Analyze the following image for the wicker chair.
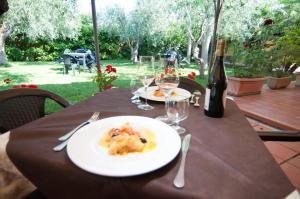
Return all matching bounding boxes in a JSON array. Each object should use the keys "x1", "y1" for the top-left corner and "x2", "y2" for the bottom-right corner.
[
  {"x1": 178, "y1": 77, "x2": 205, "y2": 94},
  {"x1": 0, "y1": 88, "x2": 70, "y2": 134},
  {"x1": 150, "y1": 77, "x2": 205, "y2": 94}
]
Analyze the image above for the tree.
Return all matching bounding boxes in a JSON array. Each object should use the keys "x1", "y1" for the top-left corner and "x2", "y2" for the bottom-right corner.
[
  {"x1": 172, "y1": 0, "x2": 282, "y2": 79},
  {"x1": 103, "y1": 0, "x2": 167, "y2": 62},
  {"x1": 0, "y1": 0, "x2": 81, "y2": 64},
  {"x1": 0, "y1": 0, "x2": 9, "y2": 16}
]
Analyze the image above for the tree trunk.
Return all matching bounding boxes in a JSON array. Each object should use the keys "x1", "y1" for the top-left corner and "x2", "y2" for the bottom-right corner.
[
  {"x1": 0, "y1": 29, "x2": 8, "y2": 65},
  {"x1": 128, "y1": 38, "x2": 139, "y2": 63},
  {"x1": 199, "y1": 22, "x2": 213, "y2": 79},
  {"x1": 193, "y1": 44, "x2": 205, "y2": 79},
  {"x1": 130, "y1": 42, "x2": 139, "y2": 63},
  {"x1": 186, "y1": 36, "x2": 192, "y2": 64},
  {"x1": 200, "y1": 30, "x2": 213, "y2": 78}
]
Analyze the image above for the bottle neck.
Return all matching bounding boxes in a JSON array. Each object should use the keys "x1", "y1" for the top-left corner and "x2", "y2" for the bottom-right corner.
[
  {"x1": 215, "y1": 40, "x2": 225, "y2": 57},
  {"x1": 208, "y1": 41, "x2": 226, "y2": 84}
]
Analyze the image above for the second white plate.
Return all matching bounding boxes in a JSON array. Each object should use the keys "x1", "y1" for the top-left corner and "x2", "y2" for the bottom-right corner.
[{"x1": 138, "y1": 86, "x2": 191, "y2": 102}]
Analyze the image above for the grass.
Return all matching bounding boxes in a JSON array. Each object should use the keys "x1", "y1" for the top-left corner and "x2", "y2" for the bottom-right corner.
[{"x1": 0, "y1": 60, "x2": 205, "y2": 112}]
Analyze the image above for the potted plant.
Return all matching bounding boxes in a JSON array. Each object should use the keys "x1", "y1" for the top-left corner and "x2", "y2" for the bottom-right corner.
[
  {"x1": 228, "y1": 47, "x2": 267, "y2": 97},
  {"x1": 266, "y1": 25, "x2": 300, "y2": 89},
  {"x1": 93, "y1": 65, "x2": 118, "y2": 92},
  {"x1": 267, "y1": 63, "x2": 298, "y2": 89}
]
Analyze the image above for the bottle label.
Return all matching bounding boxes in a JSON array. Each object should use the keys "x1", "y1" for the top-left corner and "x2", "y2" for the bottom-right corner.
[
  {"x1": 223, "y1": 88, "x2": 227, "y2": 108},
  {"x1": 204, "y1": 88, "x2": 211, "y2": 111}
]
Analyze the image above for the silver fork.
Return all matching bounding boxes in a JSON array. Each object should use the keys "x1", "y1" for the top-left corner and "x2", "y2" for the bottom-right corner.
[
  {"x1": 53, "y1": 112, "x2": 100, "y2": 152},
  {"x1": 58, "y1": 112, "x2": 100, "y2": 141}
]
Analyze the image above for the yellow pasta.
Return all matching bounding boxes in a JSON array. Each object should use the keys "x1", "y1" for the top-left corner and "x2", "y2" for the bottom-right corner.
[{"x1": 99, "y1": 123, "x2": 156, "y2": 155}]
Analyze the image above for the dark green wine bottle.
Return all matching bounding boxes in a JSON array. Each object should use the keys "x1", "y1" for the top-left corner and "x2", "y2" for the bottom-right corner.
[{"x1": 204, "y1": 40, "x2": 227, "y2": 118}]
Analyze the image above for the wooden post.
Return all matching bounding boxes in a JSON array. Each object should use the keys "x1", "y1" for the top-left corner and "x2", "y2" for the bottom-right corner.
[{"x1": 91, "y1": 0, "x2": 101, "y2": 70}]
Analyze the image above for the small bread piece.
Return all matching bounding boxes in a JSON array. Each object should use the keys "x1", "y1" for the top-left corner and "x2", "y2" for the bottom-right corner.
[{"x1": 153, "y1": 89, "x2": 177, "y2": 97}]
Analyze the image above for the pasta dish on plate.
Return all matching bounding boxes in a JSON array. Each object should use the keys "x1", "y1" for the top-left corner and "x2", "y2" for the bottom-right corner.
[{"x1": 99, "y1": 123, "x2": 156, "y2": 155}]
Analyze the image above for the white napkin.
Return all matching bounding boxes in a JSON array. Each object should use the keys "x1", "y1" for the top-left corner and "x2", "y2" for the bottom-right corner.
[
  {"x1": 286, "y1": 190, "x2": 300, "y2": 199},
  {"x1": 0, "y1": 131, "x2": 36, "y2": 199}
]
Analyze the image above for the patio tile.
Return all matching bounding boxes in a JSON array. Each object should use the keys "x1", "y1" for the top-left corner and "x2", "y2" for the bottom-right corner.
[
  {"x1": 264, "y1": 142, "x2": 297, "y2": 161},
  {"x1": 281, "y1": 163, "x2": 300, "y2": 190},
  {"x1": 235, "y1": 85, "x2": 300, "y2": 130},
  {"x1": 246, "y1": 118, "x2": 259, "y2": 127},
  {"x1": 279, "y1": 142, "x2": 300, "y2": 153},
  {"x1": 253, "y1": 123, "x2": 277, "y2": 131},
  {"x1": 288, "y1": 155, "x2": 300, "y2": 169},
  {"x1": 272, "y1": 154, "x2": 285, "y2": 164}
]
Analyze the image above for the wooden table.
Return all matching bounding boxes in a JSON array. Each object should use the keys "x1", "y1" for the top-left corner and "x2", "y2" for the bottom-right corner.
[{"x1": 5, "y1": 88, "x2": 299, "y2": 199}]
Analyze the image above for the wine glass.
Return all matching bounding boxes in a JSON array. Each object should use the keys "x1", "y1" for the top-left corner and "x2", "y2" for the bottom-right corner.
[
  {"x1": 137, "y1": 56, "x2": 155, "y2": 111},
  {"x1": 130, "y1": 77, "x2": 142, "y2": 105},
  {"x1": 167, "y1": 98, "x2": 189, "y2": 134},
  {"x1": 155, "y1": 59, "x2": 180, "y2": 123}
]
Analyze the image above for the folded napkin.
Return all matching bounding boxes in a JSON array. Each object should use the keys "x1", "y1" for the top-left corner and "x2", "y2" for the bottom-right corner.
[
  {"x1": 0, "y1": 132, "x2": 35, "y2": 199},
  {"x1": 286, "y1": 190, "x2": 300, "y2": 199}
]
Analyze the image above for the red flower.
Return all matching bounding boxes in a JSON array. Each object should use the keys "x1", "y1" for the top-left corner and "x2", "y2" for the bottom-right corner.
[
  {"x1": 104, "y1": 85, "x2": 112, "y2": 90},
  {"x1": 105, "y1": 65, "x2": 113, "y2": 73},
  {"x1": 160, "y1": 73, "x2": 165, "y2": 79},
  {"x1": 94, "y1": 64, "x2": 118, "y2": 92},
  {"x1": 187, "y1": 72, "x2": 196, "y2": 80},
  {"x1": 164, "y1": 67, "x2": 175, "y2": 74},
  {"x1": 106, "y1": 65, "x2": 112, "y2": 70},
  {"x1": 28, "y1": 84, "x2": 38, "y2": 89},
  {"x1": 111, "y1": 67, "x2": 117, "y2": 73},
  {"x1": 243, "y1": 42, "x2": 249, "y2": 48},
  {"x1": 164, "y1": 68, "x2": 168, "y2": 74},
  {"x1": 188, "y1": 74, "x2": 195, "y2": 80},
  {"x1": 264, "y1": 19, "x2": 273, "y2": 26},
  {"x1": 12, "y1": 84, "x2": 38, "y2": 89}
]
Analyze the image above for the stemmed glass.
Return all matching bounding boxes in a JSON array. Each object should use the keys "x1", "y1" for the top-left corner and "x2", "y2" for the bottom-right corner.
[
  {"x1": 167, "y1": 98, "x2": 189, "y2": 134},
  {"x1": 155, "y1": 60, "x2": 180, "y2": 123},
  {"x1": 130, "y1": 77, "x2": 142, "y2": 105},
  {"x1": 137, "y1": 56, "x2": 155, "y2": 110}
]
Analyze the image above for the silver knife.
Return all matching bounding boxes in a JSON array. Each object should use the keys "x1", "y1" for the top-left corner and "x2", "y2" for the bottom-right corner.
[{"x1": 173, "y1": 134, "x2": 192, "y2": 188}]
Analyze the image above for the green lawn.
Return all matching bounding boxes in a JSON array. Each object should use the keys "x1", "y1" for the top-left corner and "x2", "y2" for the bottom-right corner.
[{"x1": 0, "y1": 60, "x2": 205, "y2": 112}]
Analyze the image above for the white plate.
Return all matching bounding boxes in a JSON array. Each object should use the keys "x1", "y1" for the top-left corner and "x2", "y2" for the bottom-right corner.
[
  {"x1": 67, "y1": 116, "x2": 181, "y2": 177},
  {"x1": 138, "y1": 86, "x2": 191, "y2": 102}
]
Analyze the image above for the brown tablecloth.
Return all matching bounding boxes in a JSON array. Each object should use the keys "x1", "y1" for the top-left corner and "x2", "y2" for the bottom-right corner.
[{"x1": 7, "y1": 88, "x2": 294, "y2": 199}]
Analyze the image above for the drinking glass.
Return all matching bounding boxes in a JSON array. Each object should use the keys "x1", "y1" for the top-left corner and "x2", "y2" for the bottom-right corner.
[
  {"x1": 167, "y1": 98, "x2": 189, "y2": 134},
  {"x1": 155, "y1": 60, "x2": 180, "y2": 123},
  {"x1": 137, "y1": 56, "x2": 155, "y2": 110},
  {"x1": 130, "y1": 77, "x2": 142, "y2": 105}
]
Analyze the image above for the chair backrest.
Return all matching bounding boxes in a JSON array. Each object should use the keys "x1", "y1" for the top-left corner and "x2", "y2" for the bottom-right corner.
[
  {"x1": 0, "y1": 88, "x2": 70, "y2": 133},
  {"x1": 178, "y1": 77, "x2": 205, "y2": 94},
  {"x1": 149, "y1": 77, "x2": 205, "y2": 94},
  {"x1": 62, "y1": 54, "x2": 77, "y2": 65},
  {"x1": 75, "y1": 48, "x2": 86, "y2": 53}
]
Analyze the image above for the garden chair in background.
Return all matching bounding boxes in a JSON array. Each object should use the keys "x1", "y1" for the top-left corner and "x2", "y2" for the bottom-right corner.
[
  {"x1": 149, "y1": 77, "x2": 205, "y2": 95},
  {"x1": 74, "y1": 48, "x2": 96, "y2": 72},
  {"x1": 178, "y1": 77, "x2": 205, "y2": 94},
  {"x1": 0, "y1": 88, "x2": 70, "y2": 134},
  {"x1": 62, "y1": 54, "x2": 79, "y2": 75}
]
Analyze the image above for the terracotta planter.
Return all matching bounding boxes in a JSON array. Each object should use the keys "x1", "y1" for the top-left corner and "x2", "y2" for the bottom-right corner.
[
  {"x1": 267, "y1": 76, "x2": 291, "y2": 89},
  {"x1": 228, "y1": 77, "x2": 266, "y2": 97},
  {"x1": 296, "y1": 72, "x2": 300, "y2": 87}
]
